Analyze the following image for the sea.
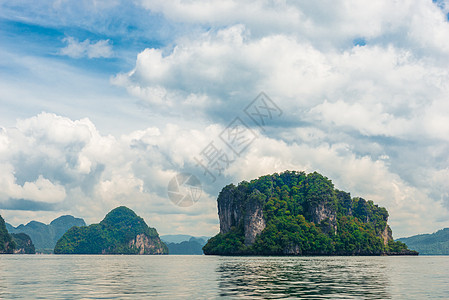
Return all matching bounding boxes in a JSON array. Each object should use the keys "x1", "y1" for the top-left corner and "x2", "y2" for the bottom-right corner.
[{"x1": 0, "y1": 255, "x2": 448, "y2": 299}]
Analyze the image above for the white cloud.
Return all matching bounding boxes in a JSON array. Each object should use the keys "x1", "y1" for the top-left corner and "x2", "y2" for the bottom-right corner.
[
  {"x1": 139, "y1": 0, "x2": 302, "y2": 36},
  {"x1": 113, "y1": 22, "x2": 449, "y2": 147},
  {"x1": 1, "y1": 111, "x2": 448, "y2": 237},
  {"x1": 139, "y1": 0, "x2": 449, "y2": 52},
  {"x1": 60, "y1": 36, "x2": 113, "y2": 58},
  {"x1": 0, "y1": 166, "x2": 66, "y2": 204},
  {"x1": 0, "y1": 113, "x2": 221, "y2": 235}
]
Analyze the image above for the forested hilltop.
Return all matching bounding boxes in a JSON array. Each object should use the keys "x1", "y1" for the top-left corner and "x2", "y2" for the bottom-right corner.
[{"x1": 203, "y1": 171, "x2": 417, "y2": 256}]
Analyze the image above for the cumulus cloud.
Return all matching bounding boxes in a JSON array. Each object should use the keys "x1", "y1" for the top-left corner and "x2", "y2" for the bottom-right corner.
[
  {"x1": 0, "y1": 170, "x2": 66, "y2": 204},
  {"x1": 60, "y1": 36, "x2": 113, "y2": 58},
  {"x1": 1, "y1": 112, "x2": 448, "y2": 237},
  {"x1": 114, "y1": 24, "x2": 449, "y2": 137},
  {"x1": 139, "y1": 0, "x2": 449, "y2": 51},
  {"x1": 0, "y1": 113, "x2": 221, "y2": 235}
]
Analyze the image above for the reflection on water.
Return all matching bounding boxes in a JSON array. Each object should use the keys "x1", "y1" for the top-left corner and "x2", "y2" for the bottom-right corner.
[
  {"x1": 0, "y1": 255, "x2": 448, "y2": 299},
  {"x1": 217, "y1": 257, "x2": 389, "y2": 299}
]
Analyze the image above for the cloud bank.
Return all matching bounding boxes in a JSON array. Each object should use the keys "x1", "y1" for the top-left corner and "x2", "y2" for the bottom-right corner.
[{"x1": 1, "y1": 110, "x2": 448, "y2": 237}]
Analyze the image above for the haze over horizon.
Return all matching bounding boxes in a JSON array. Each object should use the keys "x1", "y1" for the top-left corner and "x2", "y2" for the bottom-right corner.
[{"x1": 1, "y1": 0, "x2": 449, "y2": 238}]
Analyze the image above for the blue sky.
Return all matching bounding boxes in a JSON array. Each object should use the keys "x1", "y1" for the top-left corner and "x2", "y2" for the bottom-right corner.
[{"x1": 1, "y1": 0, "x2": 449, "y2": 237}]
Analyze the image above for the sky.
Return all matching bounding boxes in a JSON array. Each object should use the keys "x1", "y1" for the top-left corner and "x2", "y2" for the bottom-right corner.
[{"x1": 1, "y1": 0, "x2": 449, "y2": 238}]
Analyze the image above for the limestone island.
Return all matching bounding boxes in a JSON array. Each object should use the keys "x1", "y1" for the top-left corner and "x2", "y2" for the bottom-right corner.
[
  {"x1": 203, "y1": 171, "x2": 418, "y2": 256},
  {"x1": 54, "y1": 206, "x2": 168, "y2": 254}
]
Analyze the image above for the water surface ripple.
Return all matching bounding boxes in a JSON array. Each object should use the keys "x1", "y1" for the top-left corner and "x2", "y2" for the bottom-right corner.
[{"x1": 0, "y1": 255, "x2": 447, "y2": 299}]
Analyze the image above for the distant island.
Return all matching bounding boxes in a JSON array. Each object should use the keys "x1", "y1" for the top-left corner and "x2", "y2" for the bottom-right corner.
[
  {"x1": 54, "y1": 206, "x2": 168, "y2": 254},
  {"x1": 161, "y1": 236, "x2": 208, "y2": 255},
  {"x1": 203, "y1": 171, "x2": 418, "y2": 256},
  {"x1": 398, "y1": 228, "x2": 449, "y2": 255},
  {"x1": 7, "y1": 215, "x2": 86, "y2": 253},
  {"x1": 1, "y1": 215, "x2": 35, "y2": 254}
]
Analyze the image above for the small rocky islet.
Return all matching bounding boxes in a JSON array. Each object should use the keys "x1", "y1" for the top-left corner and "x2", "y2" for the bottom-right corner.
[
  {"x1": 203, "y1": 170, "x2": 418, "y2": 256},
  {"x1": 54, "y1": 206, "x2": 168, "y2": 254}
]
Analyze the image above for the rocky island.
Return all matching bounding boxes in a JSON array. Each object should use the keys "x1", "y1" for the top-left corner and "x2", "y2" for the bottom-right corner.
[
  {"x1": 54, "y1": 206, "x2": 168, "y2": 254},
  {"x1": 203, "y1": 171, "x2": 418, "y2": 255}
]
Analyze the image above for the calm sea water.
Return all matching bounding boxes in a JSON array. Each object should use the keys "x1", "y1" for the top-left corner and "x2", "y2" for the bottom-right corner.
[{"x1": 0, "y1": 255, "x2": 448, "y2": 299}]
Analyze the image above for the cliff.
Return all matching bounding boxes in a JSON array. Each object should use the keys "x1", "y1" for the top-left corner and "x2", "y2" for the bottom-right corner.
[
  {"x1": 218, "y1": 186, "x2": 266, "y2": 246},
  {"x1": 54, "y1": 206, "x2": 168, "y2": 254},
  {"x1": 7, "y1": 215, "x2": 86, "y2": 253},
  {"x1": 204, "y1": 171, "x2": 417, "y2": 256}
]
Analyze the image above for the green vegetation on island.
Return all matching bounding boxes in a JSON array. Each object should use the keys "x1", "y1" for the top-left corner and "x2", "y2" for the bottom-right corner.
[
  {"x1": 398, "y1": 228, "x2": 449, "y2": 255},
  {"x1": 203, "y1": 171, "x2": 416, "y2": 256},
  {"x1": 54, "y1": 206, "x2": 168, "y2": 254}
]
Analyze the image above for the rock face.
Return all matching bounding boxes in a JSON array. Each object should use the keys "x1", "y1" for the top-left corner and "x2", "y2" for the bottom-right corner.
[
  {"x1": 7, "y1": 215, "x2": 86, "y2": 253},
  {"x1": 204, "y1": 171, "x2": 414, "y2": 255},
  {"x1": 54, "y1": 206, "x2": 168, "y2": 255},
  {"x1": 129, "y1": 233, "x2": 166, "y2": 255},
  {"x1": 308, "y1": 201, "x2": 337, "y2": 235},
  {"x1": 243, "y1": 199, "x2": 266, "y2": 245},
  {"x1": 381, "y1": 224, "x2": 393, "y2": 245},
  {"x1": 218, "y1": 187, "x2": 266, "y2": 246},
  {"x1": 217, "y1": 184, "x2": 241, "y2": 234}
]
